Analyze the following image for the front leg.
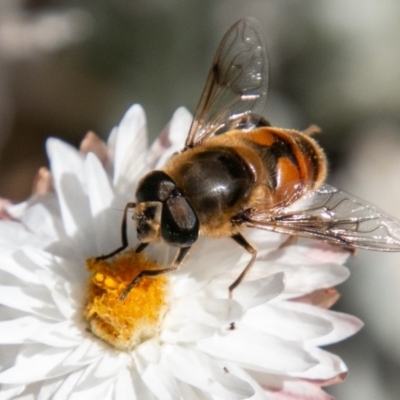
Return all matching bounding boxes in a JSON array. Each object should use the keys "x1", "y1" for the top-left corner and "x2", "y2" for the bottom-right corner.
[
  {"x1": 229, "y1": 232, "x2": 257, "y2": 298},
  {"x1": 120, "y1": 246, "x2": 191, "y2": 300},
  {"x1": 96, "y1": 202, "x2": 136, "y2": 261}
]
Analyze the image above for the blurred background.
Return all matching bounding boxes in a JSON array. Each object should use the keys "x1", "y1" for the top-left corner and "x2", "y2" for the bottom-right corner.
[{"x1": 0, "y1": 0, "x2": 399, "y2": 398}]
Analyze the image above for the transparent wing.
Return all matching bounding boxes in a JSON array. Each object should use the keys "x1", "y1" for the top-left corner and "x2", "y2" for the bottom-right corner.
[
  {"x1": 185, "y1": 18, "x2": 269, "y2": 148},
  {"x1": 244, "y1": 184, "x2": 400, "y2": 251}
]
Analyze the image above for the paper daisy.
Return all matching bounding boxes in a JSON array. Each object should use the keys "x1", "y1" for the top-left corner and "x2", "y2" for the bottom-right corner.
[{"x1": 0, "y1": 105, "x2": 362, "y2": 399}]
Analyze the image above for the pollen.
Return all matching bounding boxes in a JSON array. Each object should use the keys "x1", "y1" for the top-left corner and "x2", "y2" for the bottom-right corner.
[{"x1": 84, "y1": 250, "x2": 169, "y2": 351}]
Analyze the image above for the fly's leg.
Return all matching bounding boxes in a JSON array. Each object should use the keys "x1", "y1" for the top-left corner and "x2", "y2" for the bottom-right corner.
[
  {"x1": 229, "y1": 232, "x2": 257, "y2": 298},
  {"x1": 120, "y1": 246, "x2": 191, "y2": 300},
  {"x1": 96, "y1": 202, "x2": 136, "y2": 261}
]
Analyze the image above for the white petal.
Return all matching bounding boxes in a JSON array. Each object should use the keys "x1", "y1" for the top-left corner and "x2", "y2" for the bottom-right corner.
[
  {"x1": 0, "y1": 221, "x2": 44, "y2": 254},
  {"x1": 47, "y1": 139, "x2": 97, "y2": 258},
  {"x1": 112, "y1": 369, "x2": 137, "y2": 400},
  {"x1": 166, "y1": 296, "x2": 242, "y2": 328},
  {"x1": 175, "y1": 381, "x2": 212, "y2": 400},
  {"x1": 0, "y1": 347, "x2": 78, "y2": 384},
  {"x1": 19, "y1": 197, "x2": 63, "y2": 244},
  {"x1": 271, "y1": 262, "x2": 350, "y2": 299},
  {"x1": 0, "y1": 251, "x2": 40, "y2": 285},
  {"x1": 47, "y1": 138, "x2": 85, "y2": 186},
  {"x1": 164, "y1": 344, "x2": 254, "y2": 399},
  {"x1": 0, "y1": 384, "x2": 27, "y2": 400},
  {"x1": 0, "y1": 317, "x2": 42, "y2": 344},
  {"x1": 241, "y1": 303, "x2": 333, "y2": 342},
  {"x1": 65, "y1": 352, "x2": 128, "y2": 398},
  {"x1": 279, "y1": 302, "x2": 363, "y2": 346},
  {"x1": 151, "y1": 107, "x2": 192, "y2": 169},
  {"x1": 130, "y1": 365, "x2": 158, "y2": 400},
  {"x1": 161, "y1": 322, "x2": 216, "y2": 344},
  {"x1": 0, "y1": 286, "x2": 60, "y2": 320},
  {"x1": 290, "y1": 347, "x2": 347, "y2": 381},
  {"x1": 31, "y1": 320, "x2": 82, "y2": 347},
  {"x1": 84, "y1": 153, "x2": 114, "y2": 216},
  {"x1": 42, "y1": 369, "x2": 85, "y2": 400},
  {"x1": 197, "y1": 326, "x2": 318, "y2": 373},
  {"x1": 37, "y1": 377, "x2": 63, "y2": 400},
  {"x1": 113, "y1": 104, "x2": 148, "y2": 192},
  {"x1": 84, "y1": 153, "x2": 119, "y2": 254},
  {"x1": 232, "y1": 272, "x2": 285, "y2": 310},
  {"x1": 168, "y1": 107, "x2": 192, "y2": 145},
  {"x1": 173, "y1": 237, "x2": 243, "y2": 297},
  {"x1": 223, "y1": 363, "x2": 274, "y2": 400},
  {"x1": 62, "y1": 339, "x2": 104, "y2": 368},
  {"x1": 141, "y1": 358, "x2": 180, "y2": 400},
  {"x1": 135, "y1": 338, "x2": 162, "y2": 365}
]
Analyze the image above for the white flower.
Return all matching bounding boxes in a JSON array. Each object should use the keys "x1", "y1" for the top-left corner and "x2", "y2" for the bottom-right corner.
[{"x1": 0, "y1": 105, "x2": 362, "y2": 399}]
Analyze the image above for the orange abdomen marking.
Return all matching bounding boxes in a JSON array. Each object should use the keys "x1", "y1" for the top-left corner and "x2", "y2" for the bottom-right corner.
[{"x1": 237, "y1": 127, "x2": 327, "y2": 203}]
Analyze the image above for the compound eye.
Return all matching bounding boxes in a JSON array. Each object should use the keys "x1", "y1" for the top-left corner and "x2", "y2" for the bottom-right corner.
[
  {"x1": 161, "y1": 196, "x2": 199, "y2": 246},
  {"x1": 136, "y1": 171, "x2": 176, "y2": 202}
]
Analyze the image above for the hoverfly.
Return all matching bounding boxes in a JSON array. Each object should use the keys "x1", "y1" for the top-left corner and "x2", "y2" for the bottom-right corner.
[{"x1": 98, "y1": 18, "x2": 400, "y2": 299}]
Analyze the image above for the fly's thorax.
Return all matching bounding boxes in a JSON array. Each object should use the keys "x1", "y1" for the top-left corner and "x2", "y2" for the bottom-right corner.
[{"x1": 164, "y1": 145, "x2": 256, "y2": 226}]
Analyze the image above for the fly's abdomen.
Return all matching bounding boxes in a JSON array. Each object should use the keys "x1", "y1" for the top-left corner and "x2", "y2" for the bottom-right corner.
[{"x1": 239, "y1": 127, "x2": 327, "y2": 203}]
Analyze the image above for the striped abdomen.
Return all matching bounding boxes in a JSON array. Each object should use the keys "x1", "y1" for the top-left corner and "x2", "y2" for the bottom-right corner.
[{"x1": 235, "y1": 127, "x2": 327, "y2": 206}]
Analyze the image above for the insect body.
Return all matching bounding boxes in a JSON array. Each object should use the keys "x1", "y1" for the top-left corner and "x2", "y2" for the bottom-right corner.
[{"x1": 98, "y1": 18, "x2": 400, "y2": 300}]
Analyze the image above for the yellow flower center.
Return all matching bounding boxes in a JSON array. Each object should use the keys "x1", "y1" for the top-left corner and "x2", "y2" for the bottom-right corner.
[{"x1": 84, "y1": 250, "x2": 169, "y2": 351}]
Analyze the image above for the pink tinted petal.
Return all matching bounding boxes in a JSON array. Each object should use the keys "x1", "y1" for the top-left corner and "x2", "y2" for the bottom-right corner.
[
  {"x1": 0, "y1": 198, "x2": 13, "y2": 221},
  {"x1": 293, "y1": 288, "x2": 340, "y2": 309},
  {"x1": 247, "y1": 372, "x2": 335, "y2": 400},
  {"x1": 266, "y1": 379, "x2": 334, "y2": 400},
  {"x1": 31, "y1": 167, "x2": 53, "y2": 195},
  {"x1": 307, "y1": 372, "x2": 347, "y2": 388},
  {"x1": 79, "y1": 131, "x2": 108, "y2": 166},
  {"x1": 279, "y1": 242, "x2": 350, "y2": 266}
]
